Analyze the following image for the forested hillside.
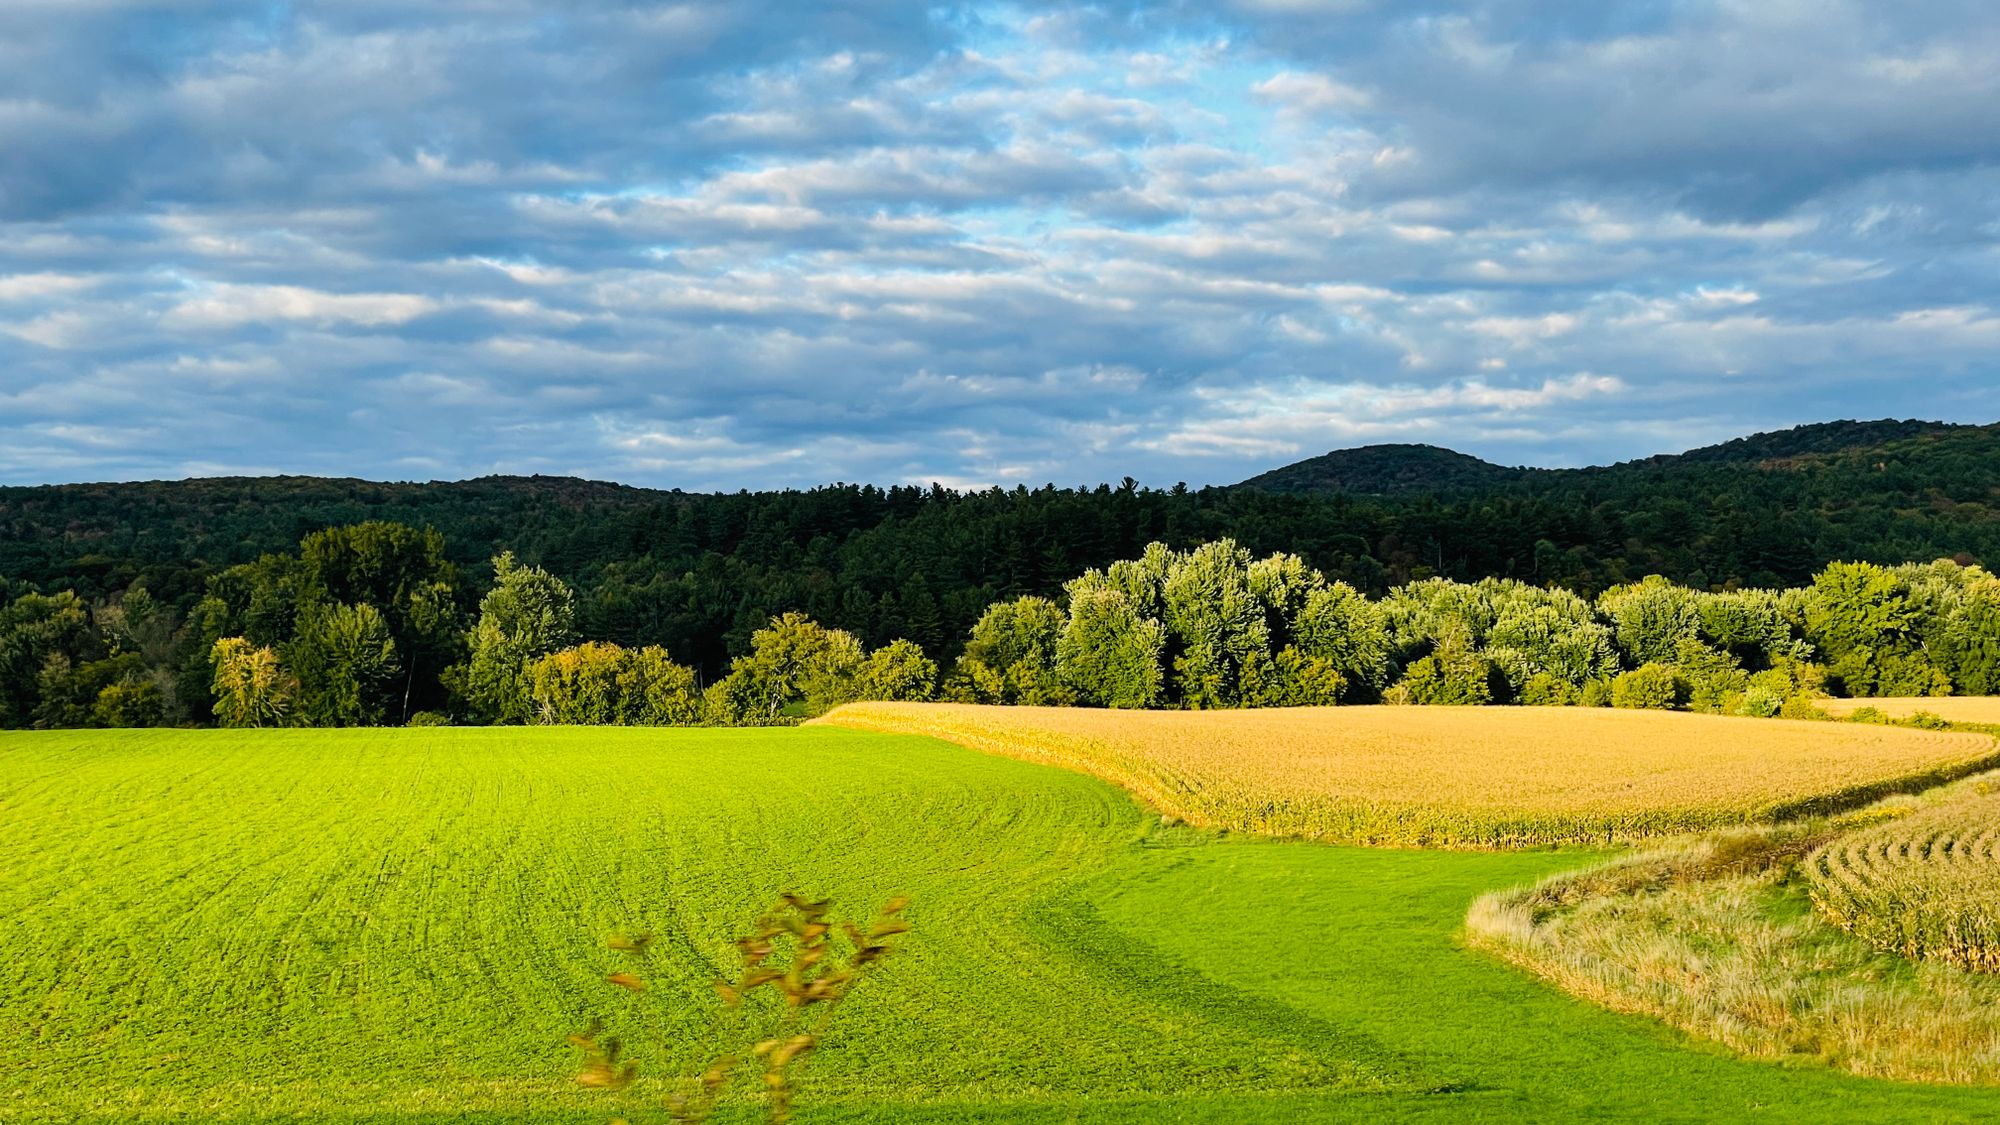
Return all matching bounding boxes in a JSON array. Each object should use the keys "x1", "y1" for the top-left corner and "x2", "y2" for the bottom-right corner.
[
  {"x1": 1237, "y1": 419, "x2": 1977, "y2": 494},
  {"x1": 2, "y1": 419, "x2": 1996, "y2": 692}
]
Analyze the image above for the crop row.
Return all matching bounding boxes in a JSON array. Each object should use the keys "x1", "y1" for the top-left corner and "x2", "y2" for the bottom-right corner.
[{"x1": 1807, "y1": 787, "x2": 2000, "y2": 971}]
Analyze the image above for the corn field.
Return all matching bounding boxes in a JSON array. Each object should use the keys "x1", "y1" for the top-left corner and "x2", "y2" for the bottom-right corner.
[
  {"x1": 815, "y1": 703, "x2": 2000, "y2": 848},
  {"x1": 1808, "y1": 783, "x2": 2000, "y2": 972},
  {"x1": 1819, "y1": 696, "x2": 2000, "y2": 724}
]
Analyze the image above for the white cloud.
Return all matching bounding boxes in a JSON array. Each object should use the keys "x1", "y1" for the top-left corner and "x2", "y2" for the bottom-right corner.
[
  {"x1": 0, "y1": 272, "x2": 95, "y2": 301},
  {"x1": 1253, "y1": 70, "x2": 1372, "y2": 115},
  {"x1": 162, "y1": 284, "x2": 439, "y2": 329},
  {"x1": 0, "y1": 1, "x2": 1995, "y2": 489}
]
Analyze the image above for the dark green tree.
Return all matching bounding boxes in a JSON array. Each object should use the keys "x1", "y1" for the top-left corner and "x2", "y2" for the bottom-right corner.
[{"x1": 288, "y1": 602, "x2": 399, "y2": 727}]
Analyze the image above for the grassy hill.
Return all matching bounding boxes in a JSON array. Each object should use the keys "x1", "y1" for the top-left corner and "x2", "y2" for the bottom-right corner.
[{"x1": 6, "y1": 726, "x2": 2000, "y2": 1122}]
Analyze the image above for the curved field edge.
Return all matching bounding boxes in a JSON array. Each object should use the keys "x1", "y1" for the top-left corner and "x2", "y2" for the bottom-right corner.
[
  {"x1": 1806, "y1": 780, "x2": 2000, "y2": 972},
  {"x1": 0, "y1": 727, "x2": 1424, "y2": 1122},
  {"x1": 1463, "y1": 787, "x2": 2000, "y2": 1086},
  {"x1": 813, "y1": 703, "x2": 2000, "y2": 848}
]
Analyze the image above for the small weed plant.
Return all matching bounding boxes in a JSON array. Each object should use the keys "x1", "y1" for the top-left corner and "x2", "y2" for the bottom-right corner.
[{"x1": 574, "y1": 893, "x2": 911, "y2": 1124}]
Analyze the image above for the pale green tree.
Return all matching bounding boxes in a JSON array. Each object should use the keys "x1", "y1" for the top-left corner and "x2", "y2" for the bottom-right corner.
[
  {"x1": 854, "y1": 639, "x2": 939, "y2": 702},
  {"x1": 1239, "y1": 646, "x2": 1347, "y2": 708},
  {"x1": 1056, "y1": 582, "x2": 1165, "y2": 709},
  {"x1": 1291, "y1": 581, "x2": 1391, "y2": 699},
  {"x1": 618, "y1": 646, "x2": 704, "y2": 725},
  {"x1": 1799, "y1": 561, "x2": 1944, "y2": 697},
  {"x1": 951, "y1": 596, "x2": 1066, "y2": 703},
  {"x1": 458, "y1": 553, "x2": 578, "y2": 724},
  {"x1": 1898, "y1": 560, "x2": 2000, "y2": 696},
  {"x1": 1695, "y1": 588, "x2": 1801, "y2": 665},
  {"x1": 1611, "y1": 663, "x2": 1691, "y2": 710},
  {"x1": 1160, "y1": 539, "x2": 1269, "y2": 709},
  {"x1": 706, "y1": 613, "x2": 866, "y2": 724},
  {"x1": 1246, "y1": 551, "x2": 1325, "y2": 651},
  {"x1": 1598, "y1": 576, "x2": 1703, "y2": 666},
  {"x1": 1388, "y1": 629, "x2": 1495, "y2": 706},
  {"x1": 209, "y1": 637, "x2": 296, "y2": 728}
]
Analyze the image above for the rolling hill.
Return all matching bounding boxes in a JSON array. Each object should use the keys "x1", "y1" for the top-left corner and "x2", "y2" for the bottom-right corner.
[
  {"x1": 1234, "y1": 419, "x2": 1982, "y2": 496},
  {"x1": 2, "y1": 419, "x2": 1998, "y2": 684}
]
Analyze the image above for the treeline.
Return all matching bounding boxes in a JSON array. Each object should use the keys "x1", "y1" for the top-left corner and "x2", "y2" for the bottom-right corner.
[
  {"x1": 0, "y1": 521, "x2": 944, "y2": 730},
  {"x1": 2, "y1": 520, "x2": 1995, "y2": 730},
  {"x1": 4, "y1": 423, "x2": 1999, "y2": 689},
  {"x1": 938, "y1": 544, "x2": 2000, "y2": 717}
]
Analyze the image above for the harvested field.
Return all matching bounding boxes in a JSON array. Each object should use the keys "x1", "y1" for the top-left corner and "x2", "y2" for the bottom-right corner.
[{"x1": 814, "y1": 703, "x2": 2000, "y2": 847}]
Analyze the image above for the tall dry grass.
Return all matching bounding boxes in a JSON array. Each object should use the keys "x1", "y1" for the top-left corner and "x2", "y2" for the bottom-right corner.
[{"x1": 1465, "y1": 795, "x2": 2000, "y2": 1085}]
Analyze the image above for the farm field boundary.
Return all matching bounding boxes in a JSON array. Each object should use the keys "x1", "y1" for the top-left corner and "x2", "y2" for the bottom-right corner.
[
  {"x1": 8, "y1": 729, "x2": 2000, "y2": 1121},
  {"x1": 1466, "y1": 773, "x2": 2000, "y2": 1085},
  {"x1": 813, "y1": 703, "x2": 2000, "y2": 847},
  {"x1": 1820, "y1": 696, "x2": 2000, "y2": 724}
]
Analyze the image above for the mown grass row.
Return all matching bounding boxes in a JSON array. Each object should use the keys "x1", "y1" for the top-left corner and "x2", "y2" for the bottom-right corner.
[
  {"x1": 814, "y1": 703, "x2": 2000, "y2": 848},
  {"x1": 1807, "y1": 781, "x2": 2000, "y2": 971}
]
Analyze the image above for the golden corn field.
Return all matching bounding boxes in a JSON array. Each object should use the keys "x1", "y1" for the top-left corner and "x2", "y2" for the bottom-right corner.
[
  {"x1": 1818, "y1": 697, "x2": 2000, "y2": 724},
  {"x1": 814, "y1": 704, "x2": 2000, "y2": 847},
  {"x1": 1807, "y1": 782, "x2": 2000, "y2": 972}
]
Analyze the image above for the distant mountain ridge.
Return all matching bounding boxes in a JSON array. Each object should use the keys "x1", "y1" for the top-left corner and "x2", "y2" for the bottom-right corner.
[
  {"x1": 3, "y1": 417, "x2": 1998, "y2": 644},
  {"x1": 1235, "y1": 419, "x2": 1984, "y2": 496}
]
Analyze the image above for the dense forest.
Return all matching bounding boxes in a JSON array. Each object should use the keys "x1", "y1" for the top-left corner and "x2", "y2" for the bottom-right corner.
[{"x1": 1, "y1": 417, "x2": 1996, "y2": 728}]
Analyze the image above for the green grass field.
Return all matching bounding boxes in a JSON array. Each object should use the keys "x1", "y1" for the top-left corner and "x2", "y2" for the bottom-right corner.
[{"x1": 4, "y1": 727, "x2": 2000, "y2": 1123}]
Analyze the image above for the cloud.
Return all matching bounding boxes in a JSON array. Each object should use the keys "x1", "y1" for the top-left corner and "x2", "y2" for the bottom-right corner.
[
  {"x1": 1250, "y1": 2, "x2": 2000, "y2": 218},
  {"x1": 1252, "y1": 71, "x2": 1371, "y2": 116},
  {"x1": 0, "y1": 1, "x2": 1995, "y2": 490},
  {"x1": 161, "y1": 284, "x2": 440, "y2": 330}
]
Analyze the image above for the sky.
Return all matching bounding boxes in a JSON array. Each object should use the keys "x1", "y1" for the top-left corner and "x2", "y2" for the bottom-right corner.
[{"x1": 1, "y1": 2, "x2": 1997, "y2": 490}]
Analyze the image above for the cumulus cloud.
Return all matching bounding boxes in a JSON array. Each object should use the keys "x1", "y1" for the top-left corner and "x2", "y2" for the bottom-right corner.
[{"x1": 0, "y1": 1, "x2": 1995, "y2": 489}]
